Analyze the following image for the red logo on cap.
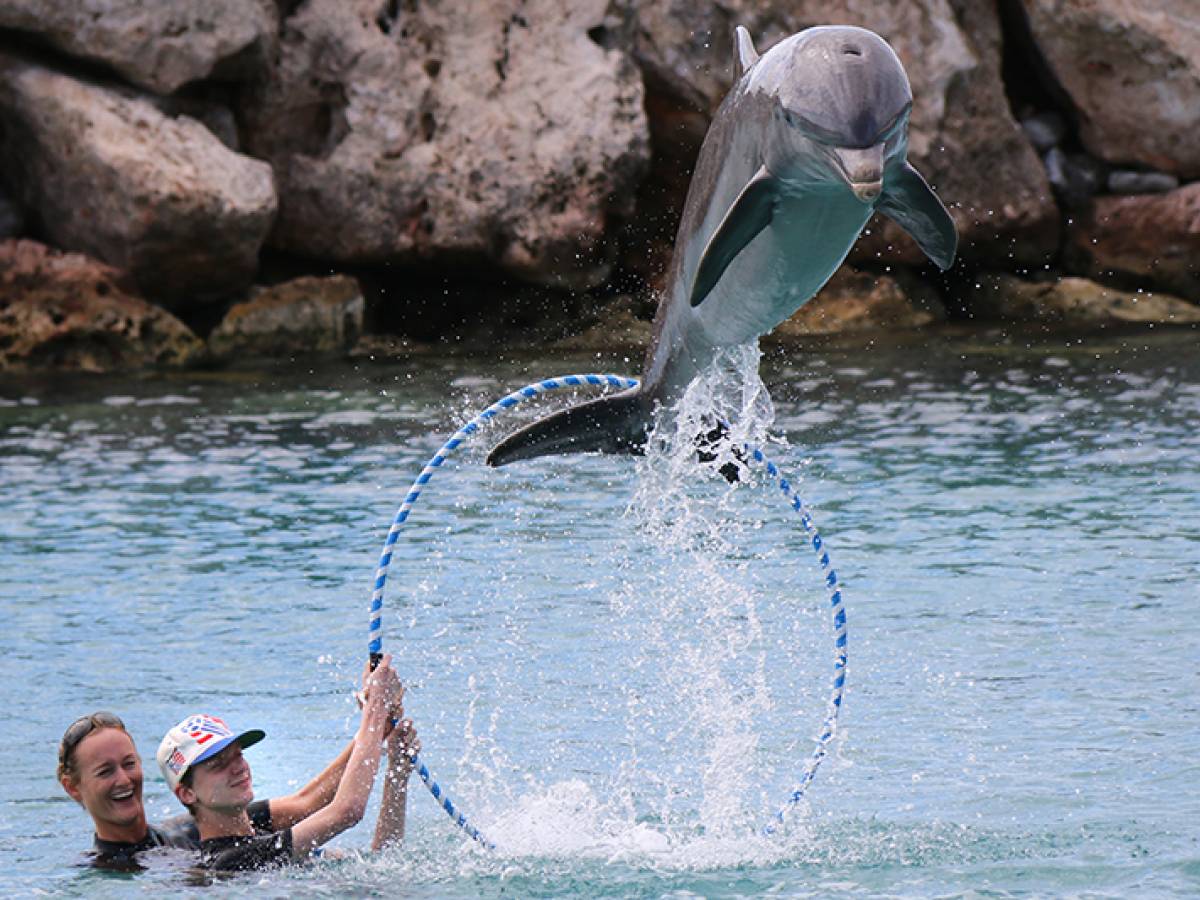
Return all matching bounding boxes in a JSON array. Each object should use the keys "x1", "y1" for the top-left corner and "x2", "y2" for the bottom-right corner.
[{"x1": 183, "y1": 714, "x2": 231, "y2": 745}]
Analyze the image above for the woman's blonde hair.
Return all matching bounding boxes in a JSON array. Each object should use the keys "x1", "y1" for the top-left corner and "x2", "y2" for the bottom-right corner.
[{"x1": 57, "y1": 711, "x2": 128, "y2": 782}]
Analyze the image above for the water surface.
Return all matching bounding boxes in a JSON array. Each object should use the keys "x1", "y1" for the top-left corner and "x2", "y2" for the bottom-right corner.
[{"x1": 1, "y1": 330, "x2": 1197, "y2": 897}]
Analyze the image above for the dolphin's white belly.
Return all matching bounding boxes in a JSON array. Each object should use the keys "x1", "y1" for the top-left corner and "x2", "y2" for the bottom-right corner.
[{"x1": 694, "y1": 190, "x2": 872, "y2": 348}]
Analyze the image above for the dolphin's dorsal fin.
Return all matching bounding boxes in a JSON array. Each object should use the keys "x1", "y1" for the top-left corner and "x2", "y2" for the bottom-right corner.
[
  {"x1": 733, "y1": 25, "x2": 760, "y2": 80},
  {"x1": 690, "y1": 165, "x2": 777, "y2": 308},
  {"x1": 877, "y1": 161, "x2": 958, "y2": 271}
]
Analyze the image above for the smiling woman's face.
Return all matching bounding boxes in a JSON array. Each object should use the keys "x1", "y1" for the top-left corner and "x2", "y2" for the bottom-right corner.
[{"x1": 62, "y1": 728, "x2": 145, "y2": 833}]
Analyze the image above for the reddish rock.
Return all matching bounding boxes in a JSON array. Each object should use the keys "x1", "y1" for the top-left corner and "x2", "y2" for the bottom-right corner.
[
  {"x1": 964, "y1": 273, "x2": 1200, "y2": 326},
  {"x1": 240, "y1": 0, "x2": 648, "y2": 291},
  {"x1": 0, "y1": 55, "x2": 277, "y2": 311},
  {"x1": 208, "y1": 275, "x2": 364, "y2": 360},
  {"x1": 0, "y1": 240, "x2": 202, "y2": 371},
  {"x1": 1067, "y1": 184, "x2": 1200, "y2": 302},
  {"x1": 1020, "y1": 0, "x2": 1200, "y2": 178},
  {"x1": 0, "y1": 0, "x2": 277, "y2": 95},
  {"x1": 771, "y1": 268, "x2": 946, "y2": 339}
]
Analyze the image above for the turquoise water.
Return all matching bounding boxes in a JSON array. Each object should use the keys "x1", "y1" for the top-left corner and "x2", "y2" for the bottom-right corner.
[{"x1": 2, "y1": 331, "x2": 1198, "y2": 897}]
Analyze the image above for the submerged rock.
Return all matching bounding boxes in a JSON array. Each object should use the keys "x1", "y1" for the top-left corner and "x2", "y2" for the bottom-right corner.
[
  {"x1": 1021, "y1": 0, "x2": 1200, "y2": 178},
  {"x1": 0, "y1": 0, "x2": 278, "y2": 95},
  {"x1": 964, "y1": 273, "x2": 1200, "y2": 326},
  {"x1": 1106, "y1": 170, "x2": 1180, "y2": 196},
  {"x1": 208, "y1": 275, "x2": 365, "y2": 361},
  {"x1": 240, "y1": 0, "x2": 648, "y2": 292},
  {"x1": 0, "y1": 240, "x2": 202, "y2": 371},
  {"x1": 0, "y1": 55, "x2": 277, "y2": 311},
  {"x1": 1067, "y1": 184, "x2": 1200, "y2": 302},
  {"x1": 771, "y1": 267, "x2": 946, "y2": 338}
]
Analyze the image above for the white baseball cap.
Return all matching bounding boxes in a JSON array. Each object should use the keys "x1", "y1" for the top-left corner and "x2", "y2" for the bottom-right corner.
[{"x1": 157, "y1": 714, "x2": 265, "y2": 791}]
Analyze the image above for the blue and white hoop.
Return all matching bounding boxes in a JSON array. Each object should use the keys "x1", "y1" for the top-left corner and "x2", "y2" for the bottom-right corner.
[{"x1": 367, "y1": 374, "x2": 847, "y2": 848}]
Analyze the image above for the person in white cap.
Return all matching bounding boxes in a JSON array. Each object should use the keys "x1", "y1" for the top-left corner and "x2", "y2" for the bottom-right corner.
[{"x1": 157, "y1": 654, "x2": 417, "y2": 871}]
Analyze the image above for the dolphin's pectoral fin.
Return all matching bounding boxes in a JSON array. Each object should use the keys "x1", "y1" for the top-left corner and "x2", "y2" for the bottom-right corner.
[
  {"x1": 690, "y1": 165, "x2": 778, "y2": 308},
  {"x1": 877, "y1": 161, "x2": 958, "y2": 271},
  {"x1": 733, "y1": 26, "x2": 760, "y2": 80},
  {"x1": 486, "y1": 391, "x2": 650, "y2": 467}
]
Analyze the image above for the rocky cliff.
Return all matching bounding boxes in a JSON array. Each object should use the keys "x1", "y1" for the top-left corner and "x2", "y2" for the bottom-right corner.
[{"x1": 0, "y1": 0, "x2": 1196, "y2": 371}]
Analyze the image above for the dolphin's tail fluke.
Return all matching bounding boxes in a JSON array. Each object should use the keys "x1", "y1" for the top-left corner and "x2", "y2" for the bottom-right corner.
[{"x1": 486, "y1": 390, "x2": 651, "y2": 467}]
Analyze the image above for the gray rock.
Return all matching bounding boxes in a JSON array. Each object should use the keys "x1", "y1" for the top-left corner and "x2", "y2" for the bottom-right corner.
[
  {"x1": 0, "y1": 239, "x2": 202, "y2": 372},
  {"x1": 1044, "y1": 148, "x2": 1104, "y2": 204},
  {"x1": 1021, "y1": 112, "x2": 1067, "y2": 152},
  {"x1": 208, "y1": 275, "x2": 364, "y2": 360},
  {"x1": 1042, "y1": 147, "x2": 1067, "y2": 189},
  {"x1": 1021, "y1": 0, "x2": 1200, "y2": 178},
  {"x1": 964, "y1": 273, "x2": 1200, "y2": 326},
  {"x1": 1106, "y1": 170, "x2": 1180, "y2": 195},
  {"x1": 0, "y1": 0, "x2": 277, "y2": 95},
  {"x1": 240, "y1": 0, "x2": 649, "y2": 292},
  {"x1": 0, "y1": 55, "x2": 277, "y2": 311},
  {"x1": 151, "y1": 96, "x2": 241, "y2": 151}
]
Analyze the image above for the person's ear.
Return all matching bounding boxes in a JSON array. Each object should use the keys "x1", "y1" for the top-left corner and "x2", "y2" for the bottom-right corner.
[
  {"x1": 174, "y1": 782, "x2": 197, "y2": 807},
  {"x1": 61, "y1": 774, "x2": 83, "y2": 805}
]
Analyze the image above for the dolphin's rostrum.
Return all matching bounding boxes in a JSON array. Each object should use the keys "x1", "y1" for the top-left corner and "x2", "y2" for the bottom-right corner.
[{"x1": 487, "y1": 25, "x2": 957, "y2": 467}]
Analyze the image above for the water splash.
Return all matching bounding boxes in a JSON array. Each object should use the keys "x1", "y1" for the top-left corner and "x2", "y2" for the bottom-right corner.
[
  {"x1": 639, "y1": 344, "x2": 778, "y2": 503},
  {"x1": 604, "y1": 345, "x2": 794, "y2": 844},
  {"x1": 373, "y1": 352, "x2": 830, "y2": 864}
]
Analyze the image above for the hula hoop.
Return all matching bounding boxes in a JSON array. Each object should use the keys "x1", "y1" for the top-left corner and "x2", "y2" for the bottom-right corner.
[{"x1": 367, "y1": 373, "x2": 847, "y2": 848}]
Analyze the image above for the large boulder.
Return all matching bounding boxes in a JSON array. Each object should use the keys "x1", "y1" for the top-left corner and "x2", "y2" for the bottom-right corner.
[
  {"x1": 208, "y1": 275, "x2": 364, "y2": 361},
  {"x1": 624, "y1": 0, "x2": 1059, "y2": 269},
  {"x1": 0, "y1": 55, "x2": 277, "y2": 311},
  {"x1": 0, "y1": 0, "x2": 277, "y2": 95},
  {"x1": 240, "y1": 0, "x2": 649, "y2": 291},
  {"x1": 1019, "y1": 0, "x2": 1200, "y2": 178},
  {"x1": 1067, "y1": 183, "x2": 1200, "y2": 302},
  {"x1": 0, "y1": 239, "x2": 202, "y2": 371},
  {"x1": 964, "y1": 272, "x2": 1200, "y2": 326}
]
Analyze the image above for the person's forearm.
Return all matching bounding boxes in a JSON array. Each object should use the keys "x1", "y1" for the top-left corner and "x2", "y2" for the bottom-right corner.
[
  {"x1": 371, "y1": 746, "x2": 413, "y2": 850},
  {"x1": 290, "y1": 709, "x2": 388, "y2": 857},
  {"x1": 335, "y1": 711, "x2": 389, "y2": 819}
]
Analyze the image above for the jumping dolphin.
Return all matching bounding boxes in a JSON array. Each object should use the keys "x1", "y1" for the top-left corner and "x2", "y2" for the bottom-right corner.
[{"x1": 487, "y1": 25, "x2": 956, "y2": 466}]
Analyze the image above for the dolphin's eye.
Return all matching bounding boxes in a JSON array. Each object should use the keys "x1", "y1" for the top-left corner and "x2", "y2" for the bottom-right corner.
[
  {"x1": 878, "y1": 103, "x2": 912, "y2": 140},
  {"x1": 793, "y1": 115, "x2": 843, "y2": 146}
]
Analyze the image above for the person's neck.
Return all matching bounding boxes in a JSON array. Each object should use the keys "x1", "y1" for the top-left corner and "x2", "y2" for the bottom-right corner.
[
  {"x1": 94, "y1": 812, "x2": 149, "y2": 845},
  {"x1": 194, "y1": 805, "x2": 255, "y2": 841}
]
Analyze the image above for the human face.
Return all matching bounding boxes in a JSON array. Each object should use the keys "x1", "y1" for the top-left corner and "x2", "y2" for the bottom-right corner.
[
  {"x1": 183, "y1": 743, "x2": 254, "y2": 813},
  {"x1": 61, "y1": 728, "x2": 146, "y2": 838}
]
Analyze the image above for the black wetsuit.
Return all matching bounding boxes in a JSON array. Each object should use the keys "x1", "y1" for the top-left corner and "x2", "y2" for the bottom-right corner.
[
  {"x1": 89, "y1": 814, "x2": 200, "y2": 869},
  {"x1": 197, "y1": 800, "x2": 291, "y2": 872}
]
